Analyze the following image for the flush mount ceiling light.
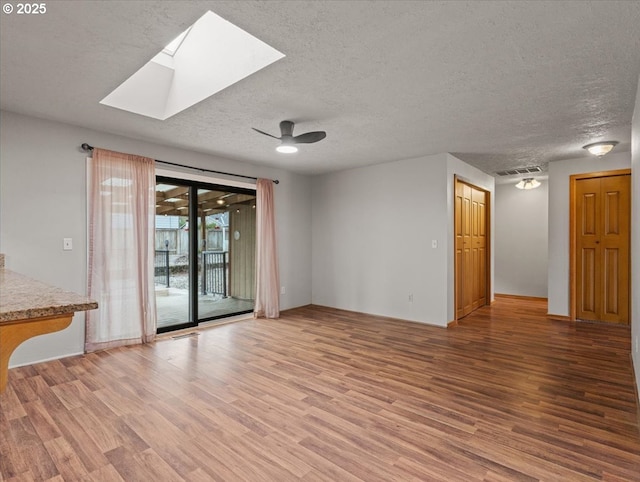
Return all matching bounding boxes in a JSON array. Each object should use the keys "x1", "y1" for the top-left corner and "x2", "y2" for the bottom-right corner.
[
  {"x1": 276, "y1": 141, "x2": 298, "y2": 154},
  {"x1": 100, "y1": 11, "x2": 285, "y2": 120},
  {"x1": 276, "y1": 145, "x2": 298, "y2": 154},
  {"x1": 515, "y1": 178, "x2": 541, "y2": 190},
  {"x1": 582, "y1": 141, "x2": 618, "y2": 157}
]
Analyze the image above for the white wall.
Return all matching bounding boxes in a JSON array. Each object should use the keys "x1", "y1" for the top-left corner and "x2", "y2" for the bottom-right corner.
[
  {"x1": 631, "y1": 76, "x2": 640, "y2": 402},
  {"x1": 312, "y1": 154, "x2": 448, "y2": 325},
  {"x1": 547, "y1": 151, "x2": 631, "y2": 317},
  {"x1": 494, "y1": 179, "x2": 548, "y2": 298},
  {"x1": 0, "y1": 110, "x2": 312, "y2": 367},
  {"x1": 311, "y1": 153, "x2": 493, "y2": 327}
]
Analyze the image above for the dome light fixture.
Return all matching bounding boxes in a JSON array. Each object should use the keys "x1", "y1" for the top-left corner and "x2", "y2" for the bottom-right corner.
[
  {"x1": 582, "y1": 141, "x2": 618, "y2": 157},
  {"x1": 276, "y1": 144, "x2": 298, "y2": 154},
  {"x1": 515, "y1": 178, "x2": 541, "y2": 190}
]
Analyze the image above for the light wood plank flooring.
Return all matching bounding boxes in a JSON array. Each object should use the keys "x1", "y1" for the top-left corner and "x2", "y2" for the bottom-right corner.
[{"x1": 1, "y1": 298, "x2": 639, "y2": 481}]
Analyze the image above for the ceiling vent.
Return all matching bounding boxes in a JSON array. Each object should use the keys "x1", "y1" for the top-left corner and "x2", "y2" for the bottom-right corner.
[{"x1": 495, "y1": 166, "x2": 543, "y2": 177}]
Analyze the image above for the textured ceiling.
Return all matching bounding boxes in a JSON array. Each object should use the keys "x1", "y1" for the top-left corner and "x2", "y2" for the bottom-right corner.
[{"x1": 1, "y1": 1, "x2": 640, "y2": 176}]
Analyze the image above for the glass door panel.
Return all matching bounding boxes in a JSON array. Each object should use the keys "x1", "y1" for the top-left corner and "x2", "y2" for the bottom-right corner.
[
  {"x1": 197, "y1": 188, "x2": 256, "y2": 321},
  {"x1": 155, "y1": 181, "x2": 192, "y2": 331}
]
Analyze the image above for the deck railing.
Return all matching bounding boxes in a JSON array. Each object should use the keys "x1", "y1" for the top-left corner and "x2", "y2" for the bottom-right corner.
[
  {"x1": 201, "y1": 251, "x2": 228, "y2": 297},
  {"x1": 154, "y1": 250, "x2": 170, "y2": 287},
  {"x1": 155, "y1": 250, "x2": 228, "y2": 296}
]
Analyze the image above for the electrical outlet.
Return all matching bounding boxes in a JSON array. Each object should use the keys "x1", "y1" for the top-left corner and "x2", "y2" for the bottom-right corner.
[
  {"x1": 280, "y1": 286, "x2": 286, "y2": 295},
  {"x1": 63, "y1": 238, "x2": 73, "y2": 251}
]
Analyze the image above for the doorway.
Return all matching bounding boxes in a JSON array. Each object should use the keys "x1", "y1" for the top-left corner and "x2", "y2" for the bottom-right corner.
[
  {"x1": 454, "y1": 177, "x2": 490, "y2": 320},
  {"x1": 155, "y1": 176, "x2": 256, "y2": 333},
  {"x1": 570, "y1": 169, "x2": 631, "y2": 324}
]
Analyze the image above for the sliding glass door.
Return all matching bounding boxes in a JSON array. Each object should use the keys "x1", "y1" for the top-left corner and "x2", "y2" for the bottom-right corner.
[
  {"x1": 155, "y1": 181, "x2": 192, "y2": 331},
  {"x1": 155, "y1": 177, "x2": 256, "y2": 333}
]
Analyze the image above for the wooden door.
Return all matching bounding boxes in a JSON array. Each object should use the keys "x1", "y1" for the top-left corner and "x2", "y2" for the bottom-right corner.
[
  {"x1": 575, "y1": 174, "x2": 630, "y2": 323},
  {"x1": 455, "y1": 179, "x2": 488, "y2": 319},
  {"x1": 471, "y1": 187, "x2": 487, "y2": 311},
  {"x1": 456, "y1": 182, "x2": 473, "y2": 317}
]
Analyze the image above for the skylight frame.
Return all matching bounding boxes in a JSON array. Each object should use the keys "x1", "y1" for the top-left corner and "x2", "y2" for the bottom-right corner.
[{"x1": 162, "y1": 26, "x2": 192, "y2": 57}]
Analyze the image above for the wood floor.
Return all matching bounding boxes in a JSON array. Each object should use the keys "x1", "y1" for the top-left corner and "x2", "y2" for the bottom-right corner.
[{"x1": 1, "y1": 298, "x2": 639, "y2": 481}]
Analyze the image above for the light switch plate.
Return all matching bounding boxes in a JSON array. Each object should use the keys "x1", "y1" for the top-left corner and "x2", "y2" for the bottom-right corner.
[{"x1": 63, "y1": 238, "x2": 73, "y2": 250}]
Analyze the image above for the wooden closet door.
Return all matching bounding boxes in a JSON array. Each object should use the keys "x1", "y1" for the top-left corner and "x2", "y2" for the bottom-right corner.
[
  {"x1": 455, "y1": 179, "x2": 487, "y2": 319},
  {"x1": 576, "y1": 175, "x2": 630, "y2": 323},
  {"x1": 471, "y1": 188, "x2": 487, "y2": 310},
  {"x1": 576, "y1": 178, "x2": 601, "y2": 320}
]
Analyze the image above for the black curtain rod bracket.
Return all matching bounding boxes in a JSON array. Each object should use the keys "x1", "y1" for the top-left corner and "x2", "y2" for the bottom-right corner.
[{"x1": 81, "y1": 143, "x2": 279, "y2": 184}]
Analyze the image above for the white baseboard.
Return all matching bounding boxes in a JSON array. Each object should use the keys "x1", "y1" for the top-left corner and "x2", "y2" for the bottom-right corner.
[{"x1": 8, "y1": 351, "x2": 85, "y2": 369}]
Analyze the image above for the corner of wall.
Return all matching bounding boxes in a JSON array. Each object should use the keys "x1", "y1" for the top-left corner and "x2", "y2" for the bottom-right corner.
[
  {"x1": 445, "y1": 154, "x2": 496, "y2": 322},
  {"x1": 630, "y1": 75, "x2": 640, "y2": 404},
  {"x1": 546, "y1": 152, "x2": 632, "y2": 317}
]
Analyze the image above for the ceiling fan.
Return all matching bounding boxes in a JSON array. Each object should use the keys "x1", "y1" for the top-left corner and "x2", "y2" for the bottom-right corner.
[{"x1": 252, "y1": 120, "x2": 326, "y2": 153}]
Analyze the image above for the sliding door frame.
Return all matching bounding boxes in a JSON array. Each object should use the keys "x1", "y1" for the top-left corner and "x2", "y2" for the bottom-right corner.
[{"x1": 156, "y1": 175, "x2": 256, "y2": 334}]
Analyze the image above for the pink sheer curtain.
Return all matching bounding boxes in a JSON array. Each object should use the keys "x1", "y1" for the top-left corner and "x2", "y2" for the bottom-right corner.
[
  {"x1": 254, "y1": 178, "x2": 280, "y2": 319},
  {"x1": 86, "y1": 148, "x2": 157, "y2": 352}
]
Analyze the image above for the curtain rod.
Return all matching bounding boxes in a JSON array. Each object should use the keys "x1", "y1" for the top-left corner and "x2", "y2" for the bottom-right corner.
[{"x1": 80, "y1": 143, "x2": 279, "y2": 184}]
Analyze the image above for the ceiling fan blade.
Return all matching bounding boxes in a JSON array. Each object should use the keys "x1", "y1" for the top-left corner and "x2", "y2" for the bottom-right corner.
[
  {"x1": 252, "y1": 127, "x2": 280, "y2": 140},
  {"x1": 293, "y1": 131, "x2": 327, "y2": 144}
]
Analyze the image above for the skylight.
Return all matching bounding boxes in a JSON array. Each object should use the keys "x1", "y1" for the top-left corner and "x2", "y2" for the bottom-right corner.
[{"x1": 100, "y1": 11, "x2": 285, "y2": 120}]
